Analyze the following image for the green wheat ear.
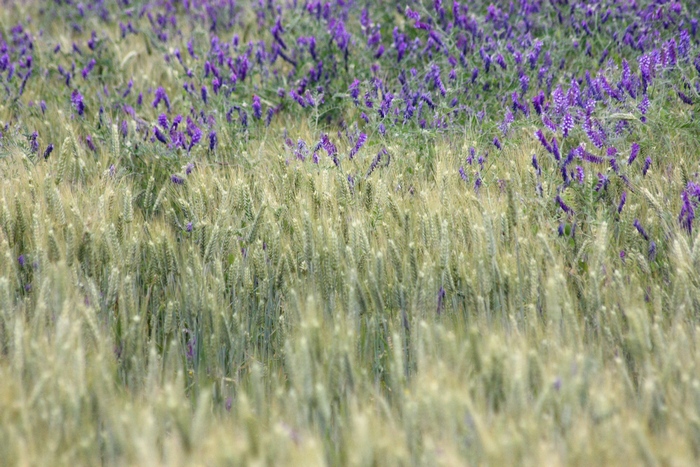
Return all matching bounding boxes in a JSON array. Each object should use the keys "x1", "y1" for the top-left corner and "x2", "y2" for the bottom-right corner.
[
  {"x1": 111, "y1": 123, "x2": 120, "y2": 161},
  {"x1": 55, "y1": 137, "x2": 71, "y2": 184},
  {"x1": 123, "y1": 187, "x2": 133, "y2": 224}
]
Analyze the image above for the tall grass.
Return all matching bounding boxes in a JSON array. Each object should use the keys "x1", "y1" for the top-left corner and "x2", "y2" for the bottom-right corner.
[
  {"x1": 2, "y1": 127, "x2": 700, "y2": 465},
  {"x1": 1, "y1": 0, "x2": 700, "y2": 465}
]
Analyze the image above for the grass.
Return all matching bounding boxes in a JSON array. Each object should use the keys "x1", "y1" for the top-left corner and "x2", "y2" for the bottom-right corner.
[{"x1": 1, "y1": 0, "x2": 700, "y2": 465}]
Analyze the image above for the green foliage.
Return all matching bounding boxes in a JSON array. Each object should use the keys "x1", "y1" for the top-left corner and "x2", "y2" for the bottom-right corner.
[{"x1": 1, "y1": 1, "x2": 700, "y2": 466}]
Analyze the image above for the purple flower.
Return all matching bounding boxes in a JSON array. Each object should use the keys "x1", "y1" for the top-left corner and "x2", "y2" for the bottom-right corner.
[
  {"x1": 633, "y1": 219, "x2": 650, "y2": 241},
  {"x1": 158, "y1": 114, "x2": 168, "y2": 129},
  {"x1": 617, "y1": 192, "x2": 627, "y2": 214},
  {"x1": 209, "y1": 131, "x2": 218, "y2": 151},
  {"x1": 556, "y1": 195, "x2": 574, "y2": 215},
  {"x1": 532, "y1": 91, "x2": 544, "y2": 115},
  {"x1": 349, "y1": 133, "x2": 367, "y2": 159},
  {"x1": 678, "y1": 91, "x2": 694, "y2": 105},
  {"x1": 185, "y1": 163, "x2": 195, "y2": 175},
  {"x1": 459, "y1": 166, "x2": 469, "y2": 182},
  {"x1": 187, "y1": 39, "x2": 197, "y2": 58},
  {"x1": 120, "y1": 120, "x2": 128, "y2": 138},
  {"x1": 648, "y1": 241, "x2": 657, "y2": 261},
  {"x1": 628, "y1": 143, "x2": 640, "y2": 165},
  {"x1": 552, "y1": 86, "x2": 567, "y2": 115},
  {"x1": 71, "y1": 89, "x2": 85, "y2": 116},
  {"x1": 436, "y1": 286, "x2": 446, "y2": 315},
  {"x1": 252, "y1": 95, "x2": 262, "y2": 119},
  {"x1": 171, "y1": 174, "x2": 185, "y2": 185},
  {"x1": 595, "y1": 173, "x2": 609, "y2": 192},
  {"x1": 290, "y1": 90, "x2": 306, "y2": 108},
  {"x1": 366, "y1": 148, "x2": 388, "y2": 177},
  {"x1": 561, "y1": 113, "x2": 574, "y2": 137},
  {"x1": 642, "y1": 157, "x2": 651, "y2": 176},
  {"x1": 187, "y1": 118, "x2": 202, "y2": 151},
  {"x1": 321, "y1": 134, "x2": 339, "y2": 166},
  {"x1": 82, "y1": 58, "x2": 96, "y2": 79},
  {"x1": 348, "y1": 78, "x2": 360, "y2": 104},
  {"x1": 610, "y1": 158, "x2": 620, "y2": 174},
  {"x1": 577, "y1": 146, "x2": 604, "y2": 164},
  {"x1": 532, "y1": 154, "x2": 541, "y2": 175},
  {"x1": 154, "y1": 126, "x2": 168, "y2": 144},
  {"x1": 186, "y1": 222, "x2": 193, "y2": 232},
  {"x1": 43, "y1": 143, "x2": 54, "y2": 159},
  {"x1": 493, "y1": 137, "x2": 502, "y2": 150},
  {"x1": 86, "y1": 135, "x2": 96, "y2": 152},
  {"x1": 542, "y1": 114, "x2": 557, "y2": 133},
  {"x1": 680, "y1": 193, "x2": 695, "y2": 233},
  {"x1": 535, "y1": 130, "x2": 552, "y2": 153},
  {"x1": 551, "y1": 137, "x2": 560, "y2": 160},
  {"x1": 405, "y1": 7, "x2": 420, "y2": 21},
  {"x1": 638, "y1": 94, "x2": 650, "y2": 116},
  {"x1": 171, "y1": 115, "x2": 182, "y2": 132},
  {"x1": 152, "y1": 87, "x2": 170, "y2": 111},
  {"x1": 18, "y1": 255, "x2": 25, "y2": 267},
  {"x1": 201, "y1": 86, "x2": 208, "y2": 104},
  {"x1": 28, "y1": 132, "x2": 39, "y2": 153},
  {"x1": 265, "y1": 108, "x2": 275, "y2": 126},
  {"x1": 575, "y1": 166, "x2": 585, "y2": 184},
  {"x1": 519, "y1": 73, "x2": 529, "y2": 95}
]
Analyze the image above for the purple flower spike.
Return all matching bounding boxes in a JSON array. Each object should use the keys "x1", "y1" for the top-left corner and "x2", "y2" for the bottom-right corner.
[
  {"x1": 459, "y1": 166, "x2": 469, "y2": 182},
  {"x1": 532, "y1": 154, "x2": 541, "y2": 175},
  {"x1": 628, "y1": 143, "x2": 640, "y2": 165},
  {"x1": 71, "y1": 89, "x2": 85, "y2": 116},
  {"x1": 82, "y1": 58, "x2": 96, "y2": 79},
  {"x1": 43, "y1": 143, "x2": 54, "y2": 159},
  {"x1": 436, "y1": 286, "x2": 446, "y2": 315},
  {"x1": 493, "y1": 137, "x2": 502, "y2": 150},
  {"x1": 171, "y1": 174, "x2": 185, "y2": 185},
  {"x1": 154, "y1": 126, "x2": 168, "y2": 144},
  {"x1": 648, "y1": 241, "x2": 657, "y2": 261},
  {"x1": 158, "y1": 113, "x2": 168, "y2": 129},
  {"x1": 633, "y1": 219, "x2": 650, "y2": 241},
  {"x1": 209, "y1": 131, "x2": 218, "y2": 151},
  {"x1": 29, "y1": 132, "x2": 39, "y2": 154},
  {"x1": 617, "y1": 192, "x2": 627, "y2": 214},
  {"x1": 252, "y1": 95, "x2": 262, "y2": 119},
  {"x1": 555, "y1": 195, "x2": 574, "y2": 215},
  {"x1": 86, "y1": 135, "x2": 96, "y2": 152},
  {"x1": 595, "y1": 173, "x2": 609, "y2": 192},
  {"x1": 349, "y1": 133, "x2": 367, "y2": 159},
  {"x1": 562, "y1": 113, "x2": 574, "y2": 137},
  {"x1": 678, "y1": 91, "x2": 693, "y2": 105},
  {"x1": 152, "y1": 87, "x2": 170, "y2": 111},
  {"x1": 535, "y1": 129, "x2": 552, "y2": 153}
]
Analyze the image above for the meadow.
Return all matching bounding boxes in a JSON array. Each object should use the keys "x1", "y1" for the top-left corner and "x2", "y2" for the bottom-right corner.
[{"x1": 1, "y1": 0, "x2": 700, "y2": 465}]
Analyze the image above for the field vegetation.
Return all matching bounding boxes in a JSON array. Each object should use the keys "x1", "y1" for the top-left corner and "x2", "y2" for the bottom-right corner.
[{"x1": 1, "y1": 0, "x2": 700, "y2": 465}]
